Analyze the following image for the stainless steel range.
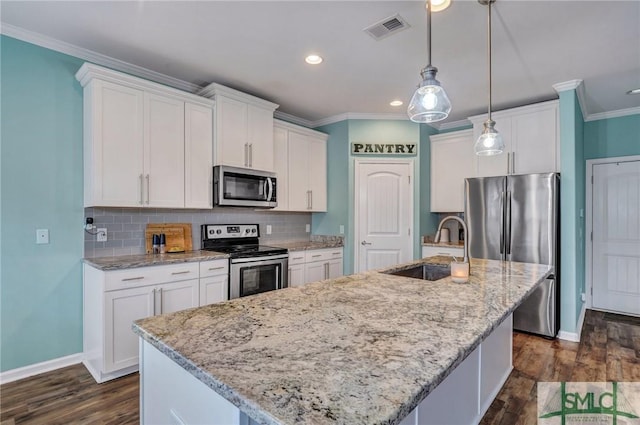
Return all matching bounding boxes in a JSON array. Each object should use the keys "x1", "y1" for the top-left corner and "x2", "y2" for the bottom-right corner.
[{"x1": 201, "y1": 224, "x2": 288, "y2": 299}]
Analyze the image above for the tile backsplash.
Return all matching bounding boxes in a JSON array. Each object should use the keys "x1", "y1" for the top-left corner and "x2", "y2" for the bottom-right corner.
[{"x1": 84, "y1": 207, "x2": 313, "y2": 258}]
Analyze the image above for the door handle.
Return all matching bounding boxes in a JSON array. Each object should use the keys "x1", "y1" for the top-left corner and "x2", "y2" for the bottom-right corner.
[
  {"x1": 266, "y1": 178, "x2": 273, "y2": 201},
  {"x1": 139, "y1": 174, "x2": 144, "y2": 205},
  {"x1": 145, "y1": 174, "x2": 150, "y2": 205},
  {"x1": 500, "y1": 191, "x2": 505, "y2": 255},
  {"x1": 506, "y1": 191, "x2": 512, "y2": 255},
  {"x1": 361, "y1": 240, "x2": 372, "y2": 246}
]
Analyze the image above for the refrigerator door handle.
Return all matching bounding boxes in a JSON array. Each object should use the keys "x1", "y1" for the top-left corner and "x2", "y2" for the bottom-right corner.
[
  {"x1": 500, "y1": 191, "x2": 505, "y2": 255},
  {"x1": 506, "y1": 191, "x2": 512, "y2": 255}
]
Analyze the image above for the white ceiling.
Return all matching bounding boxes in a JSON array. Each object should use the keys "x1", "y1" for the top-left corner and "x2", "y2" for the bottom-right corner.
[{"x1": 2, "y1": 1, "x2": 639, "y2": 125}]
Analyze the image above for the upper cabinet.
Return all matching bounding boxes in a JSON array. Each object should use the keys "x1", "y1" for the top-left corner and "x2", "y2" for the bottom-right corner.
[
  {"x1": 76, "y1": 63, "x2": 214, "y2": 208},
  {"x1": 198, "y1": 84, "x2": 278, "y2": 172},
  {"x1": 273, "y1": 120, "x2": 328, "y2": 212},
  {"x1": 469, "y1": 100, "x2": 559, "y2": 177},
  {"x1": 430, "y1": 129, "x2": 474, "y2": 212}
]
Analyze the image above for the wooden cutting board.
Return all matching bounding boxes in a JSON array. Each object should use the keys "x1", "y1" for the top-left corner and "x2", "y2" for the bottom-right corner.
[{"x1": 145, "y1": 223, "x2": 193, "y2": 254}]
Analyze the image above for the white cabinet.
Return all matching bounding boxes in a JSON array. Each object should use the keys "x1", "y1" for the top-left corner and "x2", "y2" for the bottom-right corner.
[
  {"x1": 76, "y1": 63, "x2": 214, "y2": 209},
  {"x1": 185, "y1": 103, "x2": 214, "y2": 208},
  {"x1": 198, "y1": 83, "x2": 278, "y2": 172},
  {"x1": 274, "y1": 120, "x2": 328, "y2": 212},
  {"x1": 83, "y1": 261, "x2": 201, "y2": 383},
  {"x1": 303, "y1": 248, "x2": 344, "y2": 285},
  {"x1": 422, "y1": 245, "x2": 464, "y2": 258},
  {"x1": 469, "y1": 100, "x2": 559, "y2": 177},
  {"x1": 430, "y1": 129, "x2": 474, "y2": 212},
  {"x1": 272, "y1": 125, "x2": 290, "y2": 211},
  {"x1": 199, "y1": 259, "x2": 229, "y2": 305},
  {"x1": 288, "y1": 252, "x2": 307, "y2": 288}
]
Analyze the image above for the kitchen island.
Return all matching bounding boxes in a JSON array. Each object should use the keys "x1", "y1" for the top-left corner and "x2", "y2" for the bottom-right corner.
[{"x1": 133, "y1": 257, "x2": 552, "y2": 425}]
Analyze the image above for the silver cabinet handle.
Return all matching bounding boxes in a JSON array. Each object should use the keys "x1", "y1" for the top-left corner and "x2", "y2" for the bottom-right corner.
[
  {"x1": 208, "y1": 266, "x2": 225, "y2": 271},
  {"x1": 332, "y1": 252, "x2": 341, "y2": 256},
  {"x1": 292, "y1": 256, "x2": 304, "y2": 261},
  {"x1": 309, "y1": 190, "x2": 313, "y2": 210},
  {"x1": 152, "y1": 288, "x2": 157, "y2": 315},
  {"x1": 311, "y1": 254, "x2": 322, "y2": 258},
  {"x1": 288, "y1": 268, "x2": 292, "y2": 285},
  {"x1": 171, "y1": 270, "x2": 191, "y2": 275},
  {"x1": 249, "y1": 143, "x2": 253, "y2": 168},
  {"x1": 307, "y1": 191, "x2": 312, "y2": 209},
  {"x1": 361, "y1": 241, "x2": 372, "y2": 246},
  {"x1": 324, "y1": 262, "x2": 329, "y2": 279},
  {"x1": 158, "y1": 287, "x2": 163, "y2": 314},
  {"x1": 512, "y1": 152, "x2": 516, "y2": 174},
  {"x1": 244, "y1": 143, "x2": 248, "y2": 167},
  {"x1": 139, "y1": 174, "x2": 144, "y2": 205},
  {"x1": 122, "y1": 276, "x2": 145, "y2": 282},
  {"x1": 145, "y1": 174, "x2": 150, "y2": 204},
  {"x1": 507, "y1": 152, "x2": 511, "y2": 174}
]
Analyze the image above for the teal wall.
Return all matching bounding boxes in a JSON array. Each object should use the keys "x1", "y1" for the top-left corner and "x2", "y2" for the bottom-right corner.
[
  {"x1": 1, "y1": 36, "x2": 85, "y2": 371},
  {"x1": 557, "y1": 89, "x2": 586, "y2": 335},
  {"x1": 584, "y1": 114, "x2": 640, "y2": 159}
]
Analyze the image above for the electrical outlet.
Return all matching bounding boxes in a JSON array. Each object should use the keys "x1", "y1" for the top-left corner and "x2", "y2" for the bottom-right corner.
[
  {"x1": 581, "y1": 293, "x2": 586, "y2": 302},
  {"x1": 305, "y1": 224, "x2": 311, "y2": 233},
  {"x1": 266, "y1": 225, "x2": 272, "y2": 235},
  {"x1": 339, "y1": 225, "x2": 345, "y2": 234},
  {"x1": 97, "y1": 228, "x2": 108, "y2": 242},
  {"x1": 36, "y1": 229, "x2": 49, "y2": 244}
]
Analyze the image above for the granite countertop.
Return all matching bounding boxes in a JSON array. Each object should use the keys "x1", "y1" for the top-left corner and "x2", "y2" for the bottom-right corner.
[
  {"x1": 133, "y1": 256, "x2": 551, "y2": 425},
  {"x1": 83, "y1": 250, "x2": 229, "y2": 271}
]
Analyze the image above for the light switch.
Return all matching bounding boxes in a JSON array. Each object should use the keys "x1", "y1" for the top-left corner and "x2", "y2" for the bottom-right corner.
[
  {"x1": 339, "y1": 225, "x2": 345, "y2": 234},
  {"x1": 266, "y1": 225, "x2": 272, "y2": 235},
  {"x1": 305, "y1": 224, "x2": 311, "y2": 233},
  {"x1": 36, "y1": 229, "x2": 49, "y2": 244}
]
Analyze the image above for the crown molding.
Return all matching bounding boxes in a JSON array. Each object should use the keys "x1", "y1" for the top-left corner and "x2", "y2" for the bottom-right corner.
[
  {"x1": 312, "y1": 112, "x2": 409, "y2": 128},
  {"x1": 435, "y1": 119, "x2": 472, "y2": 131},
  {"x1": 273, "y1": 111, "x2": 314, "y2": 128},
  {"x1": 553, "y1": 79, "x2": 588, "y2": 120},
  {"x1": 585, "y1": 106, "x2": 640, "y2": 122},
  {"x1": 1, "y1": 23, "x2": 201, "y2": 93}
]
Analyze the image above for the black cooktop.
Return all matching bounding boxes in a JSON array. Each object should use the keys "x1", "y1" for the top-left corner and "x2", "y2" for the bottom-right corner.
[{"x1": 202, "y1": 243, "x2": 288, "y2": 258}]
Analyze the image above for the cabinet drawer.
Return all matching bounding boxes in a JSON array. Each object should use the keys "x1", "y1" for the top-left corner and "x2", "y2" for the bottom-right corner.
[
  {"x1": 199, "y1": 259, "x2": 229, "y2": 278},
  {"x1": 104, "y1": 262, "x2": 199, "y2": 292},
  {"x1": 422, "y1": 246, "x2": 464, "y2": 258},
  {"x1": 305, "y1": 248, "x2": 343, "y2": 263},
  {"x1": 288, "y1": 252, "x2": 307, "y2": 265}
]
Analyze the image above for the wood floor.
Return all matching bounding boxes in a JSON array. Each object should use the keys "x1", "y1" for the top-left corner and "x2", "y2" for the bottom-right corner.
[{"x1": 1, "y1": 309, "x2": 638, "y2": 425}]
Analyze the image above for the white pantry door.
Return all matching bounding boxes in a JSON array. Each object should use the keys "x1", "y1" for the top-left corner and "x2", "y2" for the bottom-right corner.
[
  {"x1": 355, "y1": 160, "x2": 413, "y2": 272},
  {"x1": 592, "y1": 160, "x2": 640, "y2": 316}
]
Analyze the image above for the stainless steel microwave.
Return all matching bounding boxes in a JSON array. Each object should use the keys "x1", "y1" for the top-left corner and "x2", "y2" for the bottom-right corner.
[{"x1": 213, "y1": 165, "x2": 277, "y2": 208}]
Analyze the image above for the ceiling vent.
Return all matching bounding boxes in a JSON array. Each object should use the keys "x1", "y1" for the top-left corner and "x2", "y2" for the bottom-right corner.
[{"x1": 364, "y1": 14, "x2": 410, "y2": 41}]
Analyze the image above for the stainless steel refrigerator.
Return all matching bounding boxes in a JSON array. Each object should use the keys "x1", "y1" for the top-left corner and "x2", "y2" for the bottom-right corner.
[{"x1": 464, "y1": 173, "x2": 560, "y2": 337}]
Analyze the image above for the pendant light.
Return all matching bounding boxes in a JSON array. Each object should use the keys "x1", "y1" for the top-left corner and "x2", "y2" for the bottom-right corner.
[
  {"x1": 474, "y1": 0, "x2": 505, "y2": 156},
  {"x1": 407, "y1": 0, "x2": 452, "y2": 123}
]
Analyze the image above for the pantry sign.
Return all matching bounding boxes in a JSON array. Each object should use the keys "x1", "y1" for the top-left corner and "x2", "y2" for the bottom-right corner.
[{"x1": 351, "y1": 143, "x2": 417, "y2": 156}]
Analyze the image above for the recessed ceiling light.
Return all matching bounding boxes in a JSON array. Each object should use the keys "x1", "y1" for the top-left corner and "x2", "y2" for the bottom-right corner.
[
  {"x1": 627, "y1": 88, "x2": 640, "y2": 95},
  {"x1": 390, "y1": 100, "x2": 404, "y2": 107},
  {"x1": 427, "y1": 0, "x2": 452, "y2": 12},
  {"x1": 305, "y1": 55, "x2": 323, "y2": 65}
]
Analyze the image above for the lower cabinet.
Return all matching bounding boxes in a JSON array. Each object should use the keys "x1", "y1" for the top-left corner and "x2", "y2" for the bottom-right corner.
[
  {"x1": 288, "y1": 248, "x2": 344, "y2": 288},
  {"x1": 84, "y1": 259, "x2": 228, "y2": 383},
  {"x1": 422, "y1": 245, "x2": 464, "y2": 259},
  {"x1": 199, "y1": 259, "x2": 229, "y2": 305}
]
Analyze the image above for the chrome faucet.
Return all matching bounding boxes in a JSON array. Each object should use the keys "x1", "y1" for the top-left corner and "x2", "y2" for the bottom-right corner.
[{"x1": 435, "y1": 216, "x2": 469, "y2": 263}]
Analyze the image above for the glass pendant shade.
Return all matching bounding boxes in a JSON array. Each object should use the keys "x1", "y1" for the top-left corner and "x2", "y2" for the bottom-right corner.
[
  {"x1": 474, "y1": 119, "x2": 504, "y2": 156},
  {"x1": 408, "y1": 66, "x2": 451, "y2": 123}
]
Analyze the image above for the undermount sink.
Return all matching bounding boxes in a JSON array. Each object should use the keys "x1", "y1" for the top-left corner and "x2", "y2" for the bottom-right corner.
[{"x1": 384, "y1": 263, "x2": 450, "y2": 281}]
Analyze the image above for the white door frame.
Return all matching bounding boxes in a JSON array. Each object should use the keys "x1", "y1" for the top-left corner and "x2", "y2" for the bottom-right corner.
[
  {"x1": 585, "y1": 154, "x2": 640, "y2": 309},
  {"x1": 353, "y1": 158, "x2": 415, "y2": 273}
]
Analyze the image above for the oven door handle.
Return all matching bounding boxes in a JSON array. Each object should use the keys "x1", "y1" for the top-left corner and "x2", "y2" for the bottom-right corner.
[{"x1": 230, "y1": 253, "x2": 289, "y2": 264}]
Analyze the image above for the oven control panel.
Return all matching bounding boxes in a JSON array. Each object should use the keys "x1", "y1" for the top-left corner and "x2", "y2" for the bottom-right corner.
[{"x1": 202, "y1": 224, "x2": 259, "y2": 240}]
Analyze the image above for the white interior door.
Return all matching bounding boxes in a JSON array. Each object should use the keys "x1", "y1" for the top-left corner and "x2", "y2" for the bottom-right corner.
[
  {"x1": 355, "y1": 160, "x2": 413, "y2": 272},
  {"x1": 591, "y1": 160, "x2": 640, "y2": 316}
]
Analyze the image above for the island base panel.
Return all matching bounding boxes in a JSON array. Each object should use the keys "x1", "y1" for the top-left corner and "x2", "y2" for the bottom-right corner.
[{"x1": 140, "y1": 340, "x2": 245, "y2": 425}]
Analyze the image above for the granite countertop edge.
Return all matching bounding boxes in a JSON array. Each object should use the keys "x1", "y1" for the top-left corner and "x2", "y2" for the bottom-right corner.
[
  {"x1": 83, "y1": 250, "x2": 229, "y2": 271},
  {"x1": 132, "y1": 257, "x2": 552, "y2": 425}
]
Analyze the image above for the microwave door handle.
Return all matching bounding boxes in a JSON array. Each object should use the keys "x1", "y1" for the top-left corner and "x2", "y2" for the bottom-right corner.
[
  {"x1": 266, "y1": 178, "x2": 273, "y2": 201},
  {"x1": 275, "y1": 264, "x2": 280, "y2": 289}
]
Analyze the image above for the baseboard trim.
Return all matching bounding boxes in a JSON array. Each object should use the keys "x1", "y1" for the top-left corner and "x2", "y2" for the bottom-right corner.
[
  {"x1": 558, "y1": 305, "x2": 587, "y2": 343},
  {"x1": 0, "y1": 353, "x2": 83, "y2": 385}
]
